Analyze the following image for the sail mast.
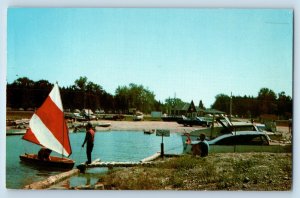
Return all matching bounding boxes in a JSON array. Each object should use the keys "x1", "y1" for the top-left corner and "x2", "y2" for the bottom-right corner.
[{"x1": 57, "y1": 82, "x2": 64, "y2": 158}]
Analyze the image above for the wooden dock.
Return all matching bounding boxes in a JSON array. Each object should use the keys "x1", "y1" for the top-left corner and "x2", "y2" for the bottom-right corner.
[
  {"x1": 84, "y1": 161, "x2": 154, "y2": 168},
  {"x1": 24, "y1": 152, "x2": 179, "y2": 189},
  {"x1": 79, "y1": 152, "x2": 162, "y2": 170}
]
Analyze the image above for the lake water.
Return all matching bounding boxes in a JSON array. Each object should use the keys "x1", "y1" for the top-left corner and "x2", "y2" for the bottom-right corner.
[{"x1": 6, "y1": 131, "x2": 183, "y2": 189}]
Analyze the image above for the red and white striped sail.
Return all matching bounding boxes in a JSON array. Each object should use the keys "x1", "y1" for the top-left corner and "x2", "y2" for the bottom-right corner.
[{"x1": 22, "y1": 83, "x2": 72, "y2": 157}]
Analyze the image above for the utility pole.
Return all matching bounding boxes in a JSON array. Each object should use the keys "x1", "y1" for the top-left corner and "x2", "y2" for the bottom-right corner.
[{"x1": 229, "y1": 92, "x2": 232, "y2": 122}]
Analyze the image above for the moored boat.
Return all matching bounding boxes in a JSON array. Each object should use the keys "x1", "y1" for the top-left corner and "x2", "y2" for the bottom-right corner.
[
  {"x1": 97, "y1": 122, "x2": 111, "y2": 127},
  {"x1": 181, "y1": 116, "x2": 285, "y2": 154},
  {"x1": 20, "y1": 154, "x2": 75, "y2": 170},
  {"x1": 183, "y1": 116, "x2": 259, "y2": 140},
  {"x1": 182, "y1": 116, "x2": 260, "y2": 152},
  {"x1": 19, "y1": 83, "x2": 75, "y2": 170},
  {"x1": 144, "y1": 129, "x2": 155, "y2": 134}
]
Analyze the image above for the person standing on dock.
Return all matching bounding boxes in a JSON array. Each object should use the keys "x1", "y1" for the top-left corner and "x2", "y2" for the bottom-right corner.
[{"x1": 82, "y1": 122, "x2": 95, "y2": 164}]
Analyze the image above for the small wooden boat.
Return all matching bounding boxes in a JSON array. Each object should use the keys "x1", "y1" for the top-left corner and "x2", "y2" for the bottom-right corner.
[
  {"x1": 19, "y1": 83, "x2": 75, "y2": 170},
  {"x1": 144, "y1": 129, "x2": 155, "y2": 134},
  {"x1": 97, "y1": 122, "x2": 111, "y2": 127},
  {"x1": 20, "y1": 154, "x2": 75, "y2": 170}
]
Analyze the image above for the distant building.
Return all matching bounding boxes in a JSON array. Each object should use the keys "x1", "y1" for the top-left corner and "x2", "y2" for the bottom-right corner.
[
  {"x1": 170, "y1": 100, "x2": 224, "y2": 118},
  {"x1": 171, "y1": 100, "x2": 205, "y2": 118}
]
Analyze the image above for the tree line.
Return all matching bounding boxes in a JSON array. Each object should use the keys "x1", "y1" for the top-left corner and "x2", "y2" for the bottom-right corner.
[
  {"x1": 6, "y1": 76, "x2": 292, "y2": 119},
  {"x1": 211, "y1": 88, "x2": 292, "y2": 119}
]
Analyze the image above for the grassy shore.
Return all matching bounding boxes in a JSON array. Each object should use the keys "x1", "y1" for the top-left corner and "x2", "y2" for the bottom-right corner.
[{"x1": 91, "y1": 153, "x2": 292, "y2": 190}]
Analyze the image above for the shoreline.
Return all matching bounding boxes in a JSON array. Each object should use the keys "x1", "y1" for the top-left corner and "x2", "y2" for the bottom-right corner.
[
  {"x1": 88, "y1": 120, "x2": 205, "y2": 133},
  {"x1": 6, "y1": 120, "x2": 290, "y2": 136}
]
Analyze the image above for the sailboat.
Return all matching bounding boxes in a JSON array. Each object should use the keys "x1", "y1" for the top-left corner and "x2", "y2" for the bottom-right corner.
[{"x1": 19, "y1": 83, "x2": 75, "y2": 169}]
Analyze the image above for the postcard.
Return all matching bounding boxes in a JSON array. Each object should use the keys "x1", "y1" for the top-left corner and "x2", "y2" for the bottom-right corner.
[{"x1": 6, "y1": 8, "x2": 293, "y2": 190}]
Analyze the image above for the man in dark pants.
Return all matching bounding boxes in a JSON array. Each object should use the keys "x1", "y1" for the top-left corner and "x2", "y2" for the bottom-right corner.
[{"x1": 82, "y1": 122, "x2": 95, "y2": 164}]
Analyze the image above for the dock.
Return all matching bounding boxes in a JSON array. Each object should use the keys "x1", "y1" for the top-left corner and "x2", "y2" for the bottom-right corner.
[
  {"x1": 83, "y1": 161, "x2": 154, "y2": 168},
  {"x1": 77, "y1": 152, "x2": 164, "y2": 171},
  {"x1": 24, "y1": 152, "x2": 177, "y2": 189},
  {"x1": 81, "y1": 152, "x2": 180, "y2": 168}
]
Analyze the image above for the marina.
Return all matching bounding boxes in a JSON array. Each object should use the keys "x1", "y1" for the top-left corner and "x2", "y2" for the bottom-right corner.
[{"x1": 6, "y1": 130, "x2": 183, "y2": 189}]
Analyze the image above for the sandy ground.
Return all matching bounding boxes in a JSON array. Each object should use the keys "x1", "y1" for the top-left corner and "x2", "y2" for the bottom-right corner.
[{"x1": 91, "y1": 120, "x2": 204, "y2": 133}]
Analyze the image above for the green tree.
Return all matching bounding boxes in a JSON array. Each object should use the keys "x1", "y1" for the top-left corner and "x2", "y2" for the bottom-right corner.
[
  {"x1": 277, "y1": 91, "x2": 292, "y2": 119},
  {"x1": 74, "y1": 76, "x2": 88, "y2": 90},
  {"x1": 115, "y1": 83, "x2": 156, "y2": 113},
  {"x1": 115, "y1": 85, "x2": 129, "y2": 113},
  {"x1": 198, "y1": 100, "x2": 205, "y2": 109},
  {"x1": 8, "y1": 77, "x2": 35, "y2": 109},
  {"x1": 70, "y1": 76, "x2": 114, "y2": 111},
  {"x1": 211, "y1": 94, "x2": 231, "y2": 113},
  {"x1": 164, "y1": 98, "x2": 185, "y2": 108},
  {"x1": 257, "y1": 88, "x2": 277, "y2": 115},
  {"x1": 73, "y1": 76, "x2": 88, "y2": 109},
  {"x1": 164, "y1": 97, "x2": 185, "y2": 114},
  {"x1": 32, "y1": 80, "x2": 53, "y2": 107}
]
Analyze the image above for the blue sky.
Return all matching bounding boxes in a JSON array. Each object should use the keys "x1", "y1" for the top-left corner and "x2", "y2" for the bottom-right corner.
[{"x1": 7, "y1": 8, "x2": 293, "y2": 107}]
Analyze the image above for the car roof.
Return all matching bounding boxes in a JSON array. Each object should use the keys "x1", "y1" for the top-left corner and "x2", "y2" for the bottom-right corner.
[{"x1": 208, "y1": 131, "x2": 269, "y2": 144}]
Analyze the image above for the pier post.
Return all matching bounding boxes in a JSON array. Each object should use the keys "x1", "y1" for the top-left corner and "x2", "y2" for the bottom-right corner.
[
  {"x1": 161, "y1": 135, "x2": 164, "y2": 157},
  {"x1": 161, "y1": 143, "x2": 164, "y2": 157},
  {"x1": 156, "y1": 129, "x2": 170, "y2": 158}
]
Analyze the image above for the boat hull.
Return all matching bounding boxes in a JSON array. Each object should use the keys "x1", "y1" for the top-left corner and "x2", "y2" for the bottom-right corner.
[
  {"x1": 144, "y1": 131, "x2": 154, "y2": 134},
  {"x1": 20, "y1": 154, "x2": 75, "y2": 170},
  {"x1": 98, "y1": 123, "x2": 111, "y2": 127}
]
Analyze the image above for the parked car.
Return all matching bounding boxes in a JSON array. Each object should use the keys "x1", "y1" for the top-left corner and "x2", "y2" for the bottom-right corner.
[
  {"x1": 81, "y1": 109, "x2": 96, "y2": 120},
  {"x1": 255, "y1": 124, "x2": 267, "y2": 132},
  {"x1": 207, "y1": 131, "x2": 270, "y2": 145},
  {"x1": 133, "y1": 112, "x2": 144, "y2": 121},
  {"x1": 72, "y1": 113, "x2": 87, "y2": 121},
  {"x1": 185, "y1": 131, "x2": 274, "y2": 154},
  {"x1": 177, "y1": 116, "x2": 211, "y2": 127}
]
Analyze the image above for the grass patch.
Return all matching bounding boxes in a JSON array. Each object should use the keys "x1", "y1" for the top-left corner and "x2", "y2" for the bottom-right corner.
[{"x1": 96, "y1": 153, "x2": 292, "y2": 190}]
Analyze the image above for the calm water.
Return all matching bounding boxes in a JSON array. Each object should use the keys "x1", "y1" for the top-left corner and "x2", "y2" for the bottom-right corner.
[{"x1": 6, "y1": 131, "x2": 183, "y2": 189}]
